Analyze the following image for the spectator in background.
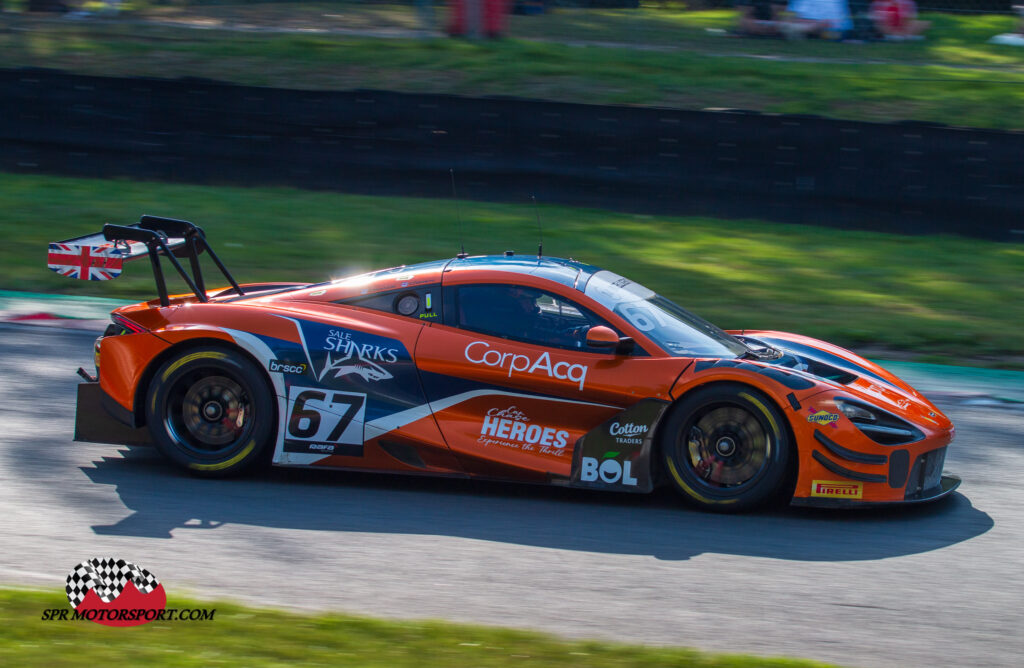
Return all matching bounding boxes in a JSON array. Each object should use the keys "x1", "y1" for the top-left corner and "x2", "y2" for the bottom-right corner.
[
  {"x1": 870, "y1": 0, "x2": 930, "y2": 40},
  {"x1": 989, "y1": 5, "x2": 1024, "y2": 46},
  {"x1": 735, "y1": 0, "x2": 787, "y2": 37},
  {"x1": 787, "y1": 0, "x2": 853, "y2": 38}
]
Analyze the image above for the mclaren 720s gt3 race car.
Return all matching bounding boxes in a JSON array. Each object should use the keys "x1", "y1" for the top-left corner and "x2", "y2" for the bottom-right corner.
[{"x1": 52, "y1": 216, "x2": 960, "y2": 512}]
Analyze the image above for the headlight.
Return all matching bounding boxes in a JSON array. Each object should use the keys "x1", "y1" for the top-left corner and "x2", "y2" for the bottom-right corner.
[
  {"x1": 834, "y1": 398, "x2": 924, "y2": 446},
  {"x1": 834, "y1": 399, "x2": 876, "y2": 422}
]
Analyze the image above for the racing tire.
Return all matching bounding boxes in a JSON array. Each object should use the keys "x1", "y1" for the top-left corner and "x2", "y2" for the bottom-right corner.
[
  {"x1": 145, "y1": 346, "x2": 275, "y2": 477},
  {"x1": 660, "y1": 383, "x2": 792, "y2": 512}
]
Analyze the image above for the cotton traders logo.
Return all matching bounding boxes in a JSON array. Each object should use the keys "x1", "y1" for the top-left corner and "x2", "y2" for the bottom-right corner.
[
  {"x1": 608, "y1": 421, "x2": 648, "y2": 445},
  {"x1": 478, "y1": 405, "x2": 570, "y2": 455},
  {"x1": 464, "y1": 341, "x2": 588, "y2": 390},
  {"x1": 61, "y1": 558, "x2": 167, "y2": 627},
  {"x1": 319, "y1": 329, "x2": 400, "y2": 383}
]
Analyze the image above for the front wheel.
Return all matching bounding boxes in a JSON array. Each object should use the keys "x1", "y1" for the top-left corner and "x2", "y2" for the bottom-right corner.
[
  {"x1": 146, "y1": 346, "x2": 275, "y2": 477},
  {"x1": 660, "y1": 383, "x2": 792, "y2": 512}
]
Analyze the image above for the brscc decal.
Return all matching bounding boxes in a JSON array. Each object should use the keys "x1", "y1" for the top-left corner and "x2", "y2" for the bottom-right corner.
[
  {"x1": 464, "y1": 341, "x2": 588, "y2": 390},
  {"x1": 810, "y1": 480, "x2": 863, "y2": 499},
  {"x1": 478, "y1": 405, "x2": 569, "y2": 455},
  {"x1": 268, "y1": 359, "x2": 308, "y2": 375}
]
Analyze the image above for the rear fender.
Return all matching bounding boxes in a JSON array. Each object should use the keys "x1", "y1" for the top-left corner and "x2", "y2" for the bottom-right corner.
[{"x1": 131, "y1": 328, "x2": 276, "y2": 429}]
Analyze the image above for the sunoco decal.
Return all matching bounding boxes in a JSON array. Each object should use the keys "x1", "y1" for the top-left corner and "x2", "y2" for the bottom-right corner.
[
  {"x1": 807, "y1": 406, "x2": 840, "y2": 428},
  {"x1": 465, "y1": 341, "x2": 588, "y2": 390},
  {"x1": 810, "y1": 480, "x2": 863, "y2": 499}
]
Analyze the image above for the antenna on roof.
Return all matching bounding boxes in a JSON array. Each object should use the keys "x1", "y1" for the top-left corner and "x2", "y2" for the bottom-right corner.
[
  {"x1": 451, "y1": 169, "x2": 468, "y2": 259},
  {"x1": 531, "y1": 195, "x2": 543, "y2": 259}
]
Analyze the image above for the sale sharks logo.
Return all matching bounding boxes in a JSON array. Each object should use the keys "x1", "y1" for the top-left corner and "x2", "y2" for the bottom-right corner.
[{"x1": 294, "y1": 321, "x2": 410, "y2": 386}]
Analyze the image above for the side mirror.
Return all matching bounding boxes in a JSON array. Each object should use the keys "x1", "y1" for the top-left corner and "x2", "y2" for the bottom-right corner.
[
  {"x1": 585, "y1": 326, "x2": 619, "y2": 348},
  {"x1": 586, "y1": 326, "x2": 634, "y2": 356}
]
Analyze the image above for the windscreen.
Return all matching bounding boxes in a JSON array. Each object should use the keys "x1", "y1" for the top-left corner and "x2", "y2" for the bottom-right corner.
[{"x1": 584, "y1": 271, "x2": 746, "y2": 358}]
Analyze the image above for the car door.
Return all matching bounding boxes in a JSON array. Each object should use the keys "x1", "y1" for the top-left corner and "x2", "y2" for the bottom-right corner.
[{"x1": 413, "y1": 281, "x2": 689, "y2": 482}]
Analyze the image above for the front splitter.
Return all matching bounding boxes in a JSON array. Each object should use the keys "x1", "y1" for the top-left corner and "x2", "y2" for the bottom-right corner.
[{"x1": 790, "y1": 474, "x2": 961, "y2": 509}]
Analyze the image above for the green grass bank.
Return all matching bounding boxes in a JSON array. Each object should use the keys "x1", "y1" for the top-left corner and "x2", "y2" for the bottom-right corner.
[
  {"x1": 0, "y1": 588, "x2": 836, "y2": 667},
  {"x1": 7, "y1": 173, "x2": 1022, "y2": 366},
  {"x1": 1, "y1": 6, "x2": 1023, "y2": 128}
]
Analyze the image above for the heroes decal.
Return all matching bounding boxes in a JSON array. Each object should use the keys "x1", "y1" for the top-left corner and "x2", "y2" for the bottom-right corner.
[{"x1": 477, "y1": 405, "x2": 570, "y2": 455}]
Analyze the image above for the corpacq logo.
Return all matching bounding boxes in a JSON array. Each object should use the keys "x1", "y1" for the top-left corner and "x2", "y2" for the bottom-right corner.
[
  {"x1": 465, "y1": 341, "x2": 588, "y2": 389},
  {"x1": 269, "y1": 359, "x2": 308, "y2": 375},
  {"x1": 40, "y1": 558, "x2": 214, "y2": 626}
]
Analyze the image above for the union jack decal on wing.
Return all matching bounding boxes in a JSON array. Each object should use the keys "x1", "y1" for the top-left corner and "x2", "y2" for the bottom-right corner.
[{"x1": 47, "y1": 243, "x2": 125, "y2": 281}]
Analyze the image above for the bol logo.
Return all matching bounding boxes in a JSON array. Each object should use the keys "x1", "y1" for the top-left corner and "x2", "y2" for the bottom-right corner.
[
  {"x1": 581, "y1": 454, "x2": 638, "y2": 486},
  {"x1": 65, "y1": 558, "x2": 167, "y2": 627}
]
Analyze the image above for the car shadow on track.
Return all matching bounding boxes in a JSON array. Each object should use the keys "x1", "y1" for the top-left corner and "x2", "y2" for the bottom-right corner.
[{"x1": 81, "y1": 446, "x2": 993, "y2": 562}]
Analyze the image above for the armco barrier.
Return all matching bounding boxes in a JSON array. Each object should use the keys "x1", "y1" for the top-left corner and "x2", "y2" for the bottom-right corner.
[{"x1": 1, "y1": 68, "x2": 1021, "y2": 240}]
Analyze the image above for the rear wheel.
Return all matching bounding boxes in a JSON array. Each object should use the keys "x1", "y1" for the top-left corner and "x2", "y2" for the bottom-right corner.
[
  {"x1": 146, "y1": 347, "x2": 274, "y2": 477},
  {"x1": 661, "y1": 383, "x2": 791, "y2": 512}
]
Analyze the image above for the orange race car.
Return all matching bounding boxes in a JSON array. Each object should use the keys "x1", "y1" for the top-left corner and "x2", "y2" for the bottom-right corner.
[{"x1": 54, "y1": 216, "x2": 960, "y2": 511}]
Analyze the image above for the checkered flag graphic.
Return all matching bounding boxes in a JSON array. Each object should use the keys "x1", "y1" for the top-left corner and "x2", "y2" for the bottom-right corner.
[{"x1": 65, "y1": 558, "x2": 161, "y2": 609}]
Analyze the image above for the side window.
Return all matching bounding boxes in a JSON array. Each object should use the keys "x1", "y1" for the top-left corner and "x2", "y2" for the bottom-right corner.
[
  {"x1": 456, "y1": 284, "x2": 618, "y2": 353},
  {"x1": 340, "y1": 286, "x2": 441, "y2": 322}
]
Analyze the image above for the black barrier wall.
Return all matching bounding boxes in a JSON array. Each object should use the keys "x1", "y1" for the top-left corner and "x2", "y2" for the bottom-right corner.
[{"x1": 1, "y1": 69, "x2": 1021, "y2": 240}]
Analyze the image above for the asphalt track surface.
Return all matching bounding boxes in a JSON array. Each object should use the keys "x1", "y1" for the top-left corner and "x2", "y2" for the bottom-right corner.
[{"x1": 1, "y1": 324, "x2": 1021, "y2": 667}]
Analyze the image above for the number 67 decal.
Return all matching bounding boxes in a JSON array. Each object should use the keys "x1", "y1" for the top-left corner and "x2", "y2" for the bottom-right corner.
[{"x1": 283, "y1": 387, "x2": 367, "y2": 456}]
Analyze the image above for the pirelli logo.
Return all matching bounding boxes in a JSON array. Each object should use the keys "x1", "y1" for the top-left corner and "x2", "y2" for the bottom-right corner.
[{"x1": 811, "y1": 480, "x2": 863, "y2": 499}]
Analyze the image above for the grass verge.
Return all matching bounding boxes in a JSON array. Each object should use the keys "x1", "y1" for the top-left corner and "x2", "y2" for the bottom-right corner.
[
  {"x1": 0, "y1": 588, "x2": 835, "y2": 667},
  {"x1": 0, "y1": 7, "x2": 1023, "y2": 128},
  {"x1": 6, "y1": 172, "x2": 1022, "y2": 366}
]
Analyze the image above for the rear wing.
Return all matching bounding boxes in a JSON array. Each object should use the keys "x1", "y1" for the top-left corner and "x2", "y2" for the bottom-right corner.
[{"x1": 48, "y1": 215, "x2": 244, "y2": 307}]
